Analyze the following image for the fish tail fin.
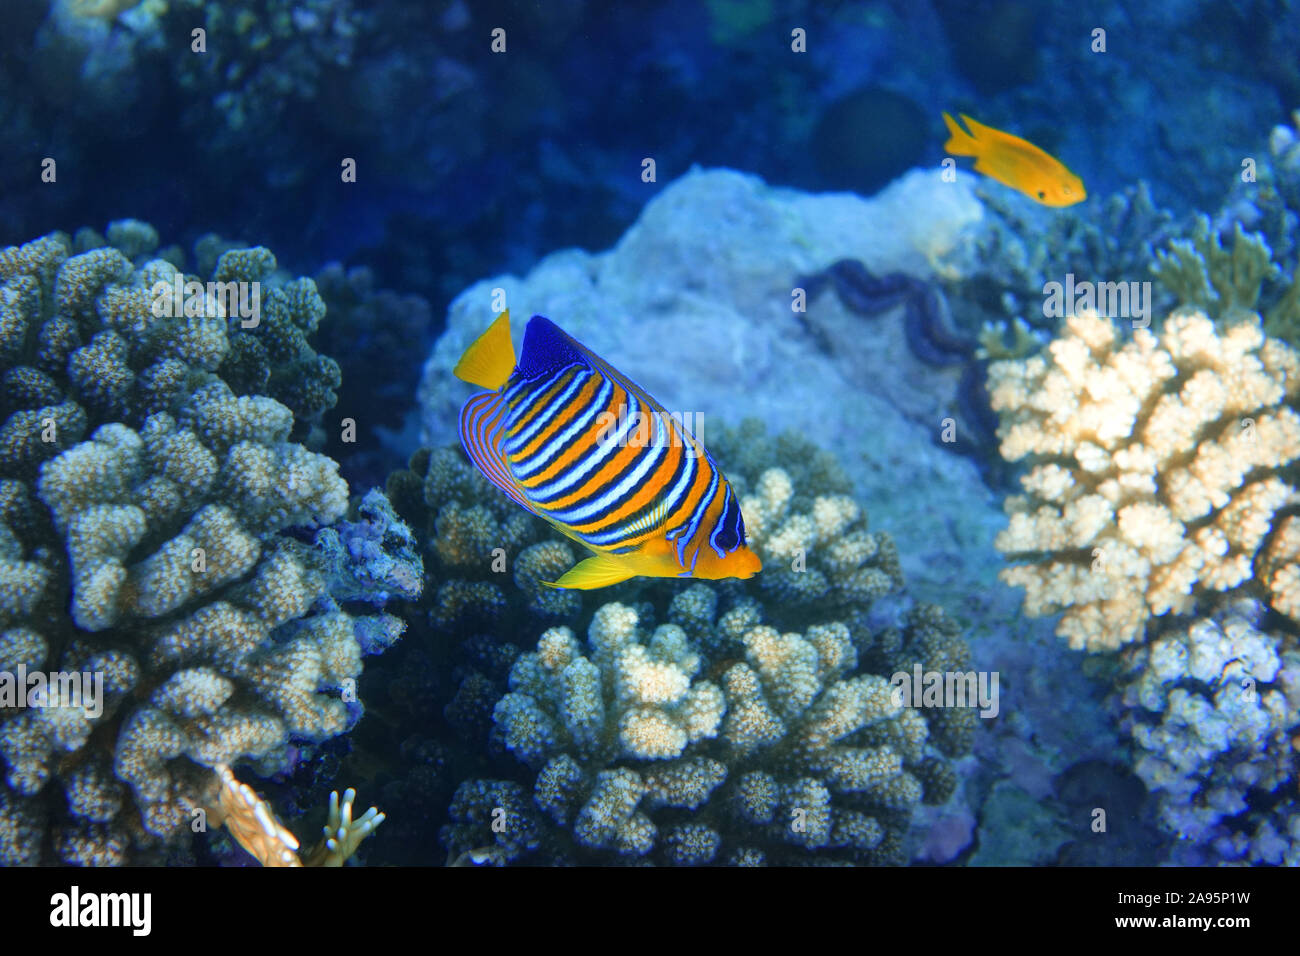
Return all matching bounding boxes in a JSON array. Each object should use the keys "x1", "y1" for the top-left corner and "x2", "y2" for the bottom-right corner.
[
  {"x1": 942, "y1": 111, "x2": 978, "y2": 156},
  {"x1": 454, "y1": 311, "x2": 516, "y2": 390},
  {"x1": 543, "y1": 553, "x2": 642, "y2": 590}
]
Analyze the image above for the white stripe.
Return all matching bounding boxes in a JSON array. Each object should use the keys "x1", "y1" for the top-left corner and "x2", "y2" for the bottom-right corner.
[
  {"x1": 549, "y1": 412, "x2": 667, "y2": 522},
  {"x1": 514, "y1": 377, "x2": 613, "y2": 479},
  {"x1": 529, "y1": 393, "x2": 641, "y2": 502}
]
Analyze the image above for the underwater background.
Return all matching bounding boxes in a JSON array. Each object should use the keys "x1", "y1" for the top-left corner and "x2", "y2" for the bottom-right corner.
[{"x1": 1, "y1": 0, "x2": 1299, "y2": 866}]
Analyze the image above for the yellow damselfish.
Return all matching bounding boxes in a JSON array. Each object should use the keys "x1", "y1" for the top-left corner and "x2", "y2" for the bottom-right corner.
[{"x1": 942, "y1": 112, "x2": 1085, "y2": 207}]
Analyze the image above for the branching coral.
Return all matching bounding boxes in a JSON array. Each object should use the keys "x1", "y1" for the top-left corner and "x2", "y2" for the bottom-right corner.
[
  {"x1": 387, "y1": 445, "x2": 580, "y2": 635},
  {"x1": 168, "y1": 0, "x2": 363, "y2": 139},
  {"x1": 738, "y1": 465, "x2": 903, "y2": 630},
  {"x1": 0, "y1": 225, "x2": 410, "y2": 864},
  {"x1": 0, "y1": 226, "x2": 339, "y2": 463},
  {"x1": 494, "y1": 603, "x2": 725, "y2": 767},
  {"x1": 1152, "y1": 215, "x2": 1280, "y2": 326},
  {"x1": 436, "y1": 419, "x2": 975, "y2": 866},
  {"x1": 951, "y1": 179, "x2": 1177, "y2": 337},
  {"x1": 211, "y1": 763, "x2": 384, "y2": 866},
  {"x1": 450, "y1": 596, "x2": 971, "y2": 866},
  {"x1": 1114, "y1": 598, "x2": 1299, "y2": 864},
  {"x1": 707, "y1": 419, "x2": 904, "y2": 640},
  {"x1": 990, "y1": 308, "x2": 1300, "y2": 651}
]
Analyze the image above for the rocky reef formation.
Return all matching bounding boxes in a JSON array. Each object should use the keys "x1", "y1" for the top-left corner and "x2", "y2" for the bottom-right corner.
[{"x1": 417, "y1": 168, "x2": 1014, "y2": 614}]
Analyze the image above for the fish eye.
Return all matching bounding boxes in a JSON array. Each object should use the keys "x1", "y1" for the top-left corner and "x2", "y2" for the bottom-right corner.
[{"x1": 1037, "y1": 190, "x2": 1047, "y2": 199}]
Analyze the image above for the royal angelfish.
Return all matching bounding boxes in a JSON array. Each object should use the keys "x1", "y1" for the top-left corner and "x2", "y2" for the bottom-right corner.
[{"x1": 453, "y1": 311, "x2": 762, "y2": 589}]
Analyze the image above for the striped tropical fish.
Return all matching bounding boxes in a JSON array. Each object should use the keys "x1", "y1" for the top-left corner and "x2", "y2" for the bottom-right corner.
[{"x1": 454, "y1": 311, "x2": 762, "y2": 589}]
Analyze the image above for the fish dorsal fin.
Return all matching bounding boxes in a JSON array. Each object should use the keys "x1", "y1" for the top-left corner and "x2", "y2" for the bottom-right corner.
[
  {"x1": 519, "y1": 315, "x2": 672, "y2": 418},
  {"x1": 459, "y1": 391, "x2": 535, "y2": 514},
  {"x1": 959, "y1": 113, "x2": 1030, "y2": 152},
  {"x1": 958, "y1": 113, "x2": 992, "y2": 139},
  {"x1": 517, "y1": 315, "x2": 588, "y2": 377}
]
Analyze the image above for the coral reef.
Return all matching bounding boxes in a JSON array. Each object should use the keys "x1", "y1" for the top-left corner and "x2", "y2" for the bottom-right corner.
[
  {"x1": 1148, "y1": 210, "x2": 1300, "y2": 356},
  {"x1": 990, "y1": 308, "x2": 1300, "y2": 651},
  {"x1": 315, "y1": 488, "x2": 422, "y2": 654},
  {"x1": 437, "y1": 420, "x2": 977, "y2": 865},
  {"x1": 313, "y1": 262, "x2": 435, "y2": 485},
  {"x1": 1114, "y1": 598, "x2": 1299, "y2": 865},
  {"x1": 168, "y1": 0, "x2": 362, "y2": 144},
  {"x1": 952, "y1": 179, "x2": 1177, "y2": 340},
  {"x1": 1153, "y1": 215, "x2": 1281, "y2": 327},
  {"x1": 210, "y1": 762, "x2": 384, "y2": 866},
  {"x1": 418, "y1": 168, "x2": 1019, "y2": 620},
  {"x1": 448, "y1": 592, "x2": 973, "y2": 866},
  {"x1": 0, "y1": 225, "x2": 410, "y2": 864},
  {"x1": 387, "y1": 445, "x2": 582, "y2": 637}
]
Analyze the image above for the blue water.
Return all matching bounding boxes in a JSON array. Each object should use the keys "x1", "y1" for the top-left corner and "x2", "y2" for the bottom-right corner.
[{"x1": 1, "y1": 0, "x2": 1298, "y2": 868}]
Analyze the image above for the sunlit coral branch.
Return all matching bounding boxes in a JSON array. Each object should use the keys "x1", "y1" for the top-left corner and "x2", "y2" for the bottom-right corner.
[{"x1": 210, "y1": 764, "x2": 384, "y2": 867}]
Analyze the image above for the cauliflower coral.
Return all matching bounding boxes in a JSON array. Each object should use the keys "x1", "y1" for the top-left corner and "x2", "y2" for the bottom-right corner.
[{"x1": 990, "y1": 309, "x2": 1300, "y2": 650}]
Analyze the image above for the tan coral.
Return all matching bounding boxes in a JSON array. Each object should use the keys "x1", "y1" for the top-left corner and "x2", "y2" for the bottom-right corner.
[
  {"x1": 210, "y1": 764, "x2": 385, "y2": 867},
  {"x1": 1260, "y1": 514, "x2": 1300, "y2": 619},
  {"x1": 991, "y1": 309, "x2": 1300, "y2": 650}
]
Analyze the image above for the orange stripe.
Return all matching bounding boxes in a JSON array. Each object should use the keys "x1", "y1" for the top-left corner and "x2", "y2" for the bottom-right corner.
[
  {"x1": 509, "y1": 370, "x2": 574, "y2": 433},
  {"x1": 543, "y1": 437, "x2": 643, "y2": 512},
  {"x1": 516, "y1": 382, "x2": 625, "y2": 489},
  {"x1": 514, "y1": 376, "x2": 600, "y2": 460},
  {"x1": 573, "y1": 432, "x2": 683, "y2": 534}
]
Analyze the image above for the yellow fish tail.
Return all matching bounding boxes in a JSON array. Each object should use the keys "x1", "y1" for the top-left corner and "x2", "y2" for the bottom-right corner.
[
  {"x1": 454, "y1": 310, "x2": 516, "y2": 390},
  {"x1": 941, "y1": 112, "x2": 979, "y2": 157}
]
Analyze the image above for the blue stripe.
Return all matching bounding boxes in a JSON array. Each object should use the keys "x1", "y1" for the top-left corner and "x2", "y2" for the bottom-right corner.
[
  {"x1": 546, "y1": 414, "x2": 668, "y2": 523},
  {"x1": 504, "y1": 366, "x2": 588, "y2": 453},
  {"x1": 513, "y1": 376, "x2": 614, "y2": 479},
  {"x1": 707, "y1": 485, "x2": 731, "y2": 558},
  {"x1": 671, "y1": 465, "x2": 719, "y2": 566},
  {"x1": 528, "y1": 393, "x2": 642, "y2": 503}
]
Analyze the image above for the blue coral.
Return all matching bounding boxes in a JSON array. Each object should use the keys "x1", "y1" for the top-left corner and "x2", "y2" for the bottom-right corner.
[{"x1": 1114, "y1": 598, "x2": 1300, "y2": 865}]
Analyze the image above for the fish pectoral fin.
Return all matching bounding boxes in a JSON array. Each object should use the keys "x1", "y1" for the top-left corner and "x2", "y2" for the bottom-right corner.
[{"x1": 544, "y1": 553, "x2": 642, "y2": 590}]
